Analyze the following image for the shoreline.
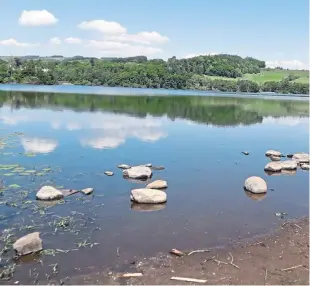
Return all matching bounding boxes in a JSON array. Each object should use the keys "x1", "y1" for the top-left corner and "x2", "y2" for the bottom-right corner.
[
  {"x1": 0, "y1": 83, "x2": 308, "y2": 100},
  {"x1": 68, "y1": 217, "x2": 309, "y2": 285}
]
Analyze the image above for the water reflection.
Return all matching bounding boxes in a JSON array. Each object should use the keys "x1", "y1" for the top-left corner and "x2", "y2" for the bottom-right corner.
[
  {"x1": 21, "y1": 137, "x2": 58, "y2": 154},
  {"x1": 244, "y1": 190, "x2": 267, "y2": 201},
  {"x1": 131, "y1": 202, "x2": 166, "y2": 212}
]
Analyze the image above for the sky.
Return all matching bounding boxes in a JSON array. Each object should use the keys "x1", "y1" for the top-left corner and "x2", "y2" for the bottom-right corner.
[{"x1": 0, "y1": 0, "x2": 309, "y2": 69}]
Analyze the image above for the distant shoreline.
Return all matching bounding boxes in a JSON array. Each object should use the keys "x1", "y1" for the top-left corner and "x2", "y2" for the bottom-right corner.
[{"x1": 0, "y1": 83, "x2": 308, "y2": 100}]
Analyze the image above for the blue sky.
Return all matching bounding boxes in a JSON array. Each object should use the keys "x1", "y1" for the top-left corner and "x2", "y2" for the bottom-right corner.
[{"x1": 0, "y1": 0, "x2": 308, "y2": 69}]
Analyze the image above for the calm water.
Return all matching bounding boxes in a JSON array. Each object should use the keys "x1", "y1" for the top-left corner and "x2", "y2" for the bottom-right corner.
[{"x1": 0, "y1": 89, "x2": 309, "y2": 283}]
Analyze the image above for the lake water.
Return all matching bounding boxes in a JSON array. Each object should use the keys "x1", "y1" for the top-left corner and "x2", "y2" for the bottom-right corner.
[{"x1": 0, "y1": 88, "x2": 309, "y2": 283}]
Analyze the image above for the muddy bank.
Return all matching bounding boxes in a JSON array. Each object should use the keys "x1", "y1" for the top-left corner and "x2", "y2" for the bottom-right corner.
[{"x1": 69, "y1": 217, "x2": 309, "y2": 285}]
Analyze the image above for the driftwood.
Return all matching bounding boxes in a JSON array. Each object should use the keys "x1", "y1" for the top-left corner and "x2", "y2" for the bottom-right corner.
[
  {"x1": 187, "y1": 249, "x2": 210, "y2": 256},
  {"x1": 281, "y1": 265, "x2": 303, "y2": 271},
  {"x1": 170, "y1": 277, "x2": 207, "y2": 283},
  {"x1": 120, "y1": 273, "x2": 143, "y2": 278},
  {"x1": 170, "y1": 249, "x2": 184, "y2": 256}
]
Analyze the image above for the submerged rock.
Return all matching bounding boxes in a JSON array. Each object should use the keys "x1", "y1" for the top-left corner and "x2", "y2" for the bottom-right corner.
[
  {"x1": 292, "y1": 153, "x2": 310, "y2": 163},
  {"x1": 131, "y1": 188, "x2": 167, "y2": 204},
  {"x1": 270, "y1": 155, "x2": 281, "y2": 161},
  {"x1": 123, "y1": 166, "x2": 152, "y2": 179},
  {"x1": 36, "y1": 186, "x2": 64, "y2": 201},
  {"x1": 281, "y1": 160, "x2": 297, "y2": 170},
  {"x1": 145, "y1": 163, "x2": 152, "y2": 167},
  {"x1": 266, "y1": 150, "x2": 282, "y2": 157},
  {"x1": 81, "y1": 188, "x2": 94, "y2": 195},
  {"x1": 13, "y1": 232, "x2": 42, "y2": 256},
  {"x1": 146, "y1": 180, "x2": 168, "y2": 189},
  {"x1": 118, "y1": 164, "x2": 131, "y2": 169},
  {"x1": 264, "y1": 162, "x2": 282, "y2": 172},
  {"x1": 151, "y1": 166, "x2": 165, "y2": 171},
  {"x1": 300, "y1": 164, "x2": 310, "y2": 170},
  {"x1": 244, "y1": 176, "x2": 267, "y2": 194},
  {"x1": 104, "y1": 171, "x2": 114, "y2": 176}
]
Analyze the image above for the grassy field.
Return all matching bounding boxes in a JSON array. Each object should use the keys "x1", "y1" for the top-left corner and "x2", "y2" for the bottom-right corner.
[
  {"x1": 205, "y1": 69, "x2": 309, "y2": 84},
  {"x1": 244, "y1": 69, "x2": 309, "y2": 83}
]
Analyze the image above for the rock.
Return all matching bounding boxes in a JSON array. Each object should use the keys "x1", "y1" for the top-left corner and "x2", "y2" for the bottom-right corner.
[
  {"x1": 81, "y1": 188, "x2": 93, "y2": 195},
  {"x1": 146, "y1": 180, "x2": 168, "y2": 189},
  {"x1": 36, "y1": 186, "x2": 64, "y2": 201},
  {"x1": 287, "y1": 154, "x2": 294, "y2": 158},
  {"x1": 60, "y1": 189, "x2": 79, "y2": 197},
  {"x1": 123, "y1": 166, "x2": 152, "y2": 179},
  {"x1": 265, "y1": 150, "x2": 282, "y2": 157},
  {"x1": 264, "y1": 162, "x2": 282, "y2": 172},
  {"x1": 118, "y1": 164, "x2": 131, "y2": 169},
  {"x1": 281, "y1": 160, "x2": 297, "y2": 170},
  {"x1": 292, "y1": 153, "x2": 310, "y2": 163},
  {"x1": 145, "y1": 163, "x2": 152, "y2": 167},
  {"x1": 104, "y1": 171, "x2": 114, "y2": 176},
  {"x1": 244, "y1": 176, "x2": 267, "y2": 194},
  {"x1": 151, "y1": 166, "x2": 165, "y2": 171},
  {"x1": 270, "y1": 155, "x2": 281, "y2": 161},
  {"x1": 242, "y1": 151, "x2": 249, "y2": 155},
  {"x1": 300, "y1": 164, "x2": 310, "y2": 170},
  {"x1": 130, "y1": 188, "x2": 167, "y2": 204},
  {"x1": 13, "y1": 232, "x2": 42, "y2": 256}
]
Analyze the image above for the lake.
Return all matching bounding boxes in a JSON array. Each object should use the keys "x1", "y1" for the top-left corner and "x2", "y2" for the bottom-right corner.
[{"x1": 0, "y1": 88, "x2": 309, "y2": 283}]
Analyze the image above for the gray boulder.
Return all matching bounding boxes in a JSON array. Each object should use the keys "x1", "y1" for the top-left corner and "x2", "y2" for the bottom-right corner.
[
  {"x1": 292, "y1": 153, "x2": 310, "y2": 163},
  {"x1": 13, "y1": 232, "x2": 43, "y2": 256},
  {"x1": 281, "y1": 160, "x2": 297, "y2": 170},
  {"x1": 146, "y1": 180, "x2": 168, "y2": 189},
  {"x1": 36, "y1": 186, "x2": 64, "y2": 201},
  {"x1": 301, "y1": 164, "x2": 310, "y2": 170},
  {"x1": 131, "y1": 188, "x2": 167, "y2": 204},
  {"x1": 244, "y1": 176, "x2": 267, "y2": 194},
  {"x1": 118, "y1": 164, "x2": 131, "y2": 169},
  {"x1": 265, "y1": 150, "x2": 282, "y2": 157},
  {"x1": 264, "y1": 162, "x2": 282, "y2": 172},
  {"x1": 123, "y1": 166, "x2": 152, "y2": 179}
]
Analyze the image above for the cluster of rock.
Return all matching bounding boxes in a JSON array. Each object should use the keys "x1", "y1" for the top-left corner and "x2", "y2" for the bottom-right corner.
[
  {"x1": 244, "y1": 150, "x2": 309, "y2": 196},
  {"x1": 36, "y1": 186, "x2": 94, "y2": 200}
]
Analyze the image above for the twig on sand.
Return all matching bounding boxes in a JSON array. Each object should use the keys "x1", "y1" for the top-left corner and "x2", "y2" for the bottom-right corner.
[
  {"x1": 252, "y1": 241, "x2": 264, "y2": 246},
  {"x1": 212, "y1": 253, "x2": 240, "y2": 269},
  {"x1": 264, "y1": 268, "x2": 268, "y2": 285},
  {"x1": 170, "y1": 277, "x2": 207, "y2": 283},
  {"x1": 120, "y1": 273, "x2": 143, "y2": 278},
  {"x1": 281, "y1": 265, "x2": 303, "y2": 271},
  {"x1": 187, "y1": 249, "x2": 210, "y2": 256},
  {"x1": 294, "y1": 224, "x2": 302, "y2": 230},
  {"x1": 116, "y1": 247, "x2": 120, "y2": 257}
]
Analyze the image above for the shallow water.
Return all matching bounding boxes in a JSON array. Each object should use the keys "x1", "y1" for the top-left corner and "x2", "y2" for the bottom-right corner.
[{"x1": 0, "y1": 91, "x2": 309, "y2": 283}]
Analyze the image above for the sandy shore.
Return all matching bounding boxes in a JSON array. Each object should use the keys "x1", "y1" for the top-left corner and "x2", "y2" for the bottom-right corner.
[{"x1": 68, "y1": 217, "x2": 309, "y2": 285}]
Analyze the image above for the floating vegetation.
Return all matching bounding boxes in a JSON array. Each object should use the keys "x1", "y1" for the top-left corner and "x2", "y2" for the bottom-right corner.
[
  {"x1": 0, "y1": 263, "x2": 16, "y2": 281},
  {"x1": 8, "y1": 184, "x2": 21, "y2": 189},
  {"x1": 3, "y1": 173, "x2": 14, "y2": 176},
  {"x1": 24, "y1": 152, "x2": 36, "y2": 157}
]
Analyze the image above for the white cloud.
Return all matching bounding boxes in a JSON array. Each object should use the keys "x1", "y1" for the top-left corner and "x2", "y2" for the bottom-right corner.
[
  {"x1": 21, "y1": 137, "x2": 58, "y2": 154},
  {"x1": 107, "y1": 31, "x2": 169, "y2": 45},
  {"x1": 49, "y1": 37, "x2": 61, "y2": 45},
  {"x1": 0, "y1": 38, "x2": 38, "y2": 47},
  {"x1": 78, "y1": 20, "x2": 126, "y2": 35},
  {"x1": 19, "y1": 10, "x2": 58, "y2": 26},
  {"x1": 65, "y1": 37, "x2": 82, "y2": 44},
  {"x1": 86, "y1": 40, "x2": 162, "y2": 57},
  {"x1": 183, "y1": 52, "x2": 218, "y2": 59},
  {"x1": 265, "y1": 60, "x2": 308, "y2": 70}
]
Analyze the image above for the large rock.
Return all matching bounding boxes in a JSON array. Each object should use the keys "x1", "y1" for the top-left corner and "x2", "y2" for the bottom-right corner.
[
  {"x1": 146, "y1": 180, "x2": 168, "y2": 189},
  {"x1": 13, "y1": 232, "x2": 43, "y2": 256},
  {"x1": 265, "y1": 150, "x2": 282, "y2": 157},
  {"x1": 244, "y1": 176, "x2": 267, "y2": 194},
  {"x1": 131, "y1": 188, "x2": 167, "y2": 204},
  {"x1": 264, "y1": 162, "x2": 282, "y2": 172},
  {"x1": 36, "y1": 186, "x2": 64, "y2": 201},
  {"x1": 292, "y1": 153, "x2": 310, "y2": 163},
  {"x1": 123, "y1": 166, "x2": 152, "y2": 179},
  {"x1": 301, "y1": 164, "x2": 310, "y2": 170},
  {"x1": 281, "y1": 160, "x2": 297, "y2": 170}
]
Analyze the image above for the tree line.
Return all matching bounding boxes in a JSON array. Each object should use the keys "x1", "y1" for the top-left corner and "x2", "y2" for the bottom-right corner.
[{"x1": 0, "y1": 54, "x2": 308, "y2": 94}]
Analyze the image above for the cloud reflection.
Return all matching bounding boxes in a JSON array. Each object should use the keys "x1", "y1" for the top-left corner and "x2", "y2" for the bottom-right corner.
[{"x1": 21, "y1": 137, "x2": 58, "y2": 154}]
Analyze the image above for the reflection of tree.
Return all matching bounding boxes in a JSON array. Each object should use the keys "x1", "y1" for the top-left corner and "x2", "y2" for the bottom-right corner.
[{"x1": 0, "y1": 91, "x2": 308, "y2": 127}]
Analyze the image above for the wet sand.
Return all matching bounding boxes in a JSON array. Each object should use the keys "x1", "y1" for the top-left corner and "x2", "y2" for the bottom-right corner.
[{"x1": 69, "y1": 217, "x2": 309, "y2": 285}]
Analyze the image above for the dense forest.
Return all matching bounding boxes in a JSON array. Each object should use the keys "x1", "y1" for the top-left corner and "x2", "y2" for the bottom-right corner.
[{"x1": 0, "y1": 54, "x2": 308, "y2": 94}]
